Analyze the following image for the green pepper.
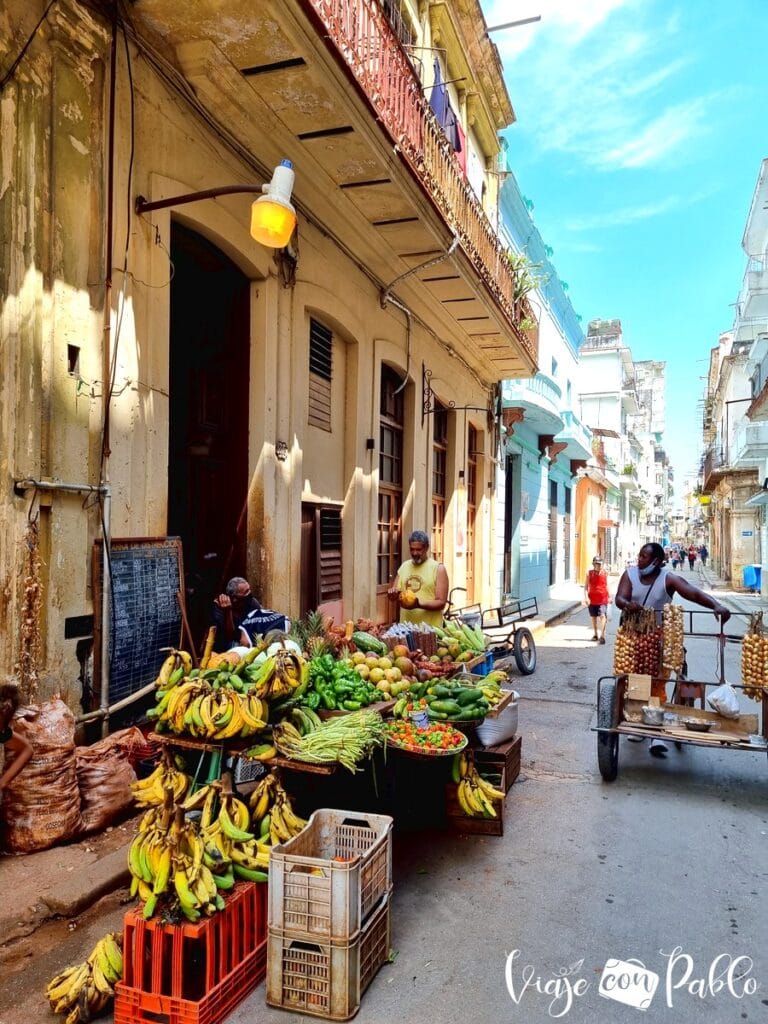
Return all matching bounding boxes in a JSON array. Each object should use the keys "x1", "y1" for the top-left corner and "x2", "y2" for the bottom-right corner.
[
  {"x1": 303, "y1": 692, "x2": 321, "y2": 710},
  {"x1": 342, "y1": 699, "x2": 362, "y2": 711}
]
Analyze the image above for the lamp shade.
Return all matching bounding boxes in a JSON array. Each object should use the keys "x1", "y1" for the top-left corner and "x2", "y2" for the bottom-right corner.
[{"x1": 250, "y1": 160, "x2": 296, "y2": 248}]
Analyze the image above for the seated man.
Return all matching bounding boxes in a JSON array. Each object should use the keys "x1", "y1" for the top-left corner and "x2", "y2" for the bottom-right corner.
[{"x1": 211, "y1": 576, "x2": 287, "y2": 651}]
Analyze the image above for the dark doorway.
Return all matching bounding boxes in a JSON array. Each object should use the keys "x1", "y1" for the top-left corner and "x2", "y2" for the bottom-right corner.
[
  {"x1": 563, "y1": 486, "x2": 571, "y2": 581},
  {"x1": 548, "y1": 479, "x2": 558, "y2": 586},
  {"x1": 503, "y1": 454, "x2": 520, "y2": 596},
  {"x1": 168, "y1": 223, "x2": 250, "y2": 645}
]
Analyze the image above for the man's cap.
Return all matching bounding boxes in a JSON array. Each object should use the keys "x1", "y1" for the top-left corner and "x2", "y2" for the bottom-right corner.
[{"x1": 592, "y1": 556, "x2": 603, "y2": 563}]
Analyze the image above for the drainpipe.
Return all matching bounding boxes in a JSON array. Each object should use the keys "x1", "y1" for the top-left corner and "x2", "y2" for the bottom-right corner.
[
  {"x1": 14, "y1": 479, "x2": 111, "y2": 735},
  {"x1": 381, "y1": 236, "x2": 459, "y2": 395}
]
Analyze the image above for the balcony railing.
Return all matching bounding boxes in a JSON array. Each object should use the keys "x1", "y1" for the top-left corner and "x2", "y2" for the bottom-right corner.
[
  {"x1": 503, "y1": 372, "x2": 561, "y2": 407},
  {"x1": 732, "y1": 418, "x2": 768, "y2": 465},
  {"x1": 702, "y1": 445, "x2": 726, "y2": 484},
  {"x1": 304, "y1": 0, "x2": 537, "y2": 361}
]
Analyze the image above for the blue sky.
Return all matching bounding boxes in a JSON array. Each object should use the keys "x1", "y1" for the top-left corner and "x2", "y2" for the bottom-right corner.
[{"x1": 480, "y1": 0, "x2": 767, "y2": 506}]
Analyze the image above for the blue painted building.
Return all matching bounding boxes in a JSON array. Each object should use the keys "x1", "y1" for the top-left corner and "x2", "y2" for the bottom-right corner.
[{"x1": 494, "y1": 171, "x2": 592, "y2": 602}]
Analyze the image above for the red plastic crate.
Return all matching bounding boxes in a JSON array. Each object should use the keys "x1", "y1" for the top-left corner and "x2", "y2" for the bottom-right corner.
[
  {"x1": 117, "y1": 881, "x2": 266, "y2": 1005},
  {"x1": 114, "y1": 939, "x2": 266, "y2": 1024}
]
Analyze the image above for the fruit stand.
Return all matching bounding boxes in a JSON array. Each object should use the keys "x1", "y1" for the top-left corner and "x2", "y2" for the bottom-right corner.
[{"x1": 40, "y1": 609, "x2": 523, "y2": 1024}]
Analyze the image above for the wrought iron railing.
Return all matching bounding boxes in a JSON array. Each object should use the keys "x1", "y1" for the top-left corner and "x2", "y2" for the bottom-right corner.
[{"x1": 303, "y1": 0, "x2": 538, "y2": 363}]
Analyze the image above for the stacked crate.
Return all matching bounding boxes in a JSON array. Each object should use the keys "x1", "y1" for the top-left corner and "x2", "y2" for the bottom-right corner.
[
  {"x1": 266, "y1": 809, "x2": 393, "y2": 1020},
  {"x1": 114, "y1": 881, "x2": 267, "y2": 1024}
]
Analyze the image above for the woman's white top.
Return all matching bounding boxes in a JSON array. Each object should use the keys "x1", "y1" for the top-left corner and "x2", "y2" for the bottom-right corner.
[{"x1": 626, "y1": 565, "x2": 673, "y2": 619}]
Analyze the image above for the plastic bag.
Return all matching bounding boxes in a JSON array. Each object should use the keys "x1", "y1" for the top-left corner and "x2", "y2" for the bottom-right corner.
[
  {"x1": 606, "y1": 603, "x2": 614, "y2": 621},
  {"x1": 707, "y1": 682, "x2": 740, "y2": 719}
]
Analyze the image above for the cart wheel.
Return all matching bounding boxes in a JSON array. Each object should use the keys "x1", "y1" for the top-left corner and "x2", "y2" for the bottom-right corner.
[
  {"x1": 513, "y1": 627, "x2": 537, "y2": 675},
  {"x1": 597, "y1": 677, "x2": 619, "y2": 782}
]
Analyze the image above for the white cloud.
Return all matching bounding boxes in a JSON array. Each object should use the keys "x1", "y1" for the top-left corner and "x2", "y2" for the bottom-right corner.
[
  {"x1": 564, "y1": 187, "x2": 714, "y2": 231},
  {"x1": 482, "y1": 0, "x2": 717, "y2": 172}
]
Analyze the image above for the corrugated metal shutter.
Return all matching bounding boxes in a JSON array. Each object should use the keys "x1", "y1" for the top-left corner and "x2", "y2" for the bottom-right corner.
[{"x1": 317, "y1": 506, "x2": 342, "y2": 602}]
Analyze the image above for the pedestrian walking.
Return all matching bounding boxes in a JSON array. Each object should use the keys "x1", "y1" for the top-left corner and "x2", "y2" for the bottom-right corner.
[
  {"x1": 584, "y1": 556, "x2": 610, "y2": 644},
  {"x1": 699, "y1": 544, "x2": 708, "y2": 567},
  {"x1": 687, "y1": 544, "x2": 697, "y2": 571}
]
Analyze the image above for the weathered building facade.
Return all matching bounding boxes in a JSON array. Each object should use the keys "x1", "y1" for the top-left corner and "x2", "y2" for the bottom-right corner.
[{"x1": 0, "y1": 0, "x2": 538, "y2": 706}]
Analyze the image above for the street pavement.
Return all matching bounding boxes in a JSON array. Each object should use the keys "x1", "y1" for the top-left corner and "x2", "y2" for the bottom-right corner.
[{"x1": 1, "y1": 572, "x2": 766, "y2": 1024}]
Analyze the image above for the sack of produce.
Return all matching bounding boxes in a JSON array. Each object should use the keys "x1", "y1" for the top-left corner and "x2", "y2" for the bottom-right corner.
[
  {"x1": 476, "y1": 690, "x2": 519, "y2": 746},
  {"x1": 1, "y1": 698, "x2": 82, "y2": 853},
  {"x1": 76, "y1": 734, "x2": 138, "y2": 834}
]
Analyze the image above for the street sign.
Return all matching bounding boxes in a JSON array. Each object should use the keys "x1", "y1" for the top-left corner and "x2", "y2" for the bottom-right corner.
[{"x1": 742, "y1": 530, "x2": 753, "y2": 537}]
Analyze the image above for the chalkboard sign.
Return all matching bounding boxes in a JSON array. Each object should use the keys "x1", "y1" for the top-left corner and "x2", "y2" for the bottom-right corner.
[{"x1": 92, "y1": 537, "x2": 184, "y2": 705}]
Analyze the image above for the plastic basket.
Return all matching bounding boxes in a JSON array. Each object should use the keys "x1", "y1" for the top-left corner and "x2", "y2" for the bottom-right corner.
[
  {"x1": 266, "y1": 892, "x2": 390, "y2": 1020},
  {"x1": 269, "y1": 808, "x2": 393, "y2": 941},
  {"x1": 119, "y1": 881, "x2": 266, "y2": 1001},
  {"x1": 114, "y1": 939, "x2": 266, "y2": 1024},
  {"x1": 230, "y1": 754, "x2": 269, "y2": 786}
]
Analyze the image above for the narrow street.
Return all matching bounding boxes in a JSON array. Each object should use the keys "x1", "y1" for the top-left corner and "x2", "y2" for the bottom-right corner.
[
  {"x1": 2, "y1": 596, "x2": 767, "y2": 1024},
  {"x1": 239, "y1": 597, "x2": 768, "y2": 1024}
]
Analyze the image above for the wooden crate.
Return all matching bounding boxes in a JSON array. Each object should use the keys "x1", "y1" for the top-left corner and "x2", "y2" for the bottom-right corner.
[
  {"x1": 474, "y1": 735, "x2": 521, "y2": 793},
  {"x1": 444, "y1": 766, "x2": 506, "y2": 836}
]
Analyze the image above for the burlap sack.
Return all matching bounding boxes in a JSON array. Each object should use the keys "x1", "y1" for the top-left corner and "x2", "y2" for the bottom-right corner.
[
  {"x1": 76, "y1": 734, "x2": 138, "y2": 834},
  {"x1": 1, "y1": 698, "x2": 82, "y2": 853}
]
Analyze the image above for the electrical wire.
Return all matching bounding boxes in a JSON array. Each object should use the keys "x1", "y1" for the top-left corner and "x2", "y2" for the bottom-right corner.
[{"x1": 0, "y1": 0, "x2": 58, "y2": 93}]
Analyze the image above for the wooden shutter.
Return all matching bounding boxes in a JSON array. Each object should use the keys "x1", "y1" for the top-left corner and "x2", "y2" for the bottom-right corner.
[
  {"x1": 317, "y1": 506, "x2": 342, "y2": 602},
  {"x1": 309, "y1": 318, "x2": 333, "y2": 430}
]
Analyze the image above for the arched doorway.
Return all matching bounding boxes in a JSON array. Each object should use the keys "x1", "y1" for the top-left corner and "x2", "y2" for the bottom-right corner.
[{"x1": 167, "y1": 223, "x2": 251, "y2": 644}]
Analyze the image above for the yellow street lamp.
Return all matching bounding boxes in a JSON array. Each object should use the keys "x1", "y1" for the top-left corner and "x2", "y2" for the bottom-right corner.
[{"x1": 135, "y1": 160, "x2": 297, "y2": 249}]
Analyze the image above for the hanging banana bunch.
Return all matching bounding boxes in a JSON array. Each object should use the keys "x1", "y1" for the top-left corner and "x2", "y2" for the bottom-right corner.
[
  {"x1": 248, "y1": 772, "x2": 307, "y2": 851},
  {"x1": 131, "y1": 749, "x2": 190, "y2": 808},
  {"x1": 244, "y1": 649, "x2": 310, "y2": 701}
]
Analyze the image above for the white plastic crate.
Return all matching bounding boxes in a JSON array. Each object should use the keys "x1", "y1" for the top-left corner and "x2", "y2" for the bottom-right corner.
[
  {"x1": 266, "y1": 893, "x2": 390, "y2": 1021},
  {"x1": 268, "y1": 809, "x2": 393, "y2": 942}
]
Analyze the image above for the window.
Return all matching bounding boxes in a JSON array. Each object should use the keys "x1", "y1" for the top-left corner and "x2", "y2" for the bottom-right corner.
[
  {"x1": 378, "y1": 367, "x2": 404, "y2": 587},
  {"x1": 566, "y1": 379, "x2": 572, "y2": 405},
  {"x1": 551, "y1": 356, "x2": 558, "y2": 377},
  {"x1": 308, "y1": 318, "x2": 333, "y2": 430},
  {"x1": 432, "y1": 401, "x2": 448, "y2": 562}
]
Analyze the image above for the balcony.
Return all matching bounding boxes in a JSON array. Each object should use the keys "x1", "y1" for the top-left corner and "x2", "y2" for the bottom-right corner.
[
  {"x1": 619, "y1": 464, "x2": 639, "y2": 489},
  {"x1": 502, "y1": 373, "x2": 563, "y2": 434},
  {"x1": 739, "y1": 257, "x2": 768, "y2": 321},
  {"x1": 303, "y1": 0, "x2": 538, "y2": 373},
  {"x1": 553, "y1": 408, "x2": 592, "y2": 461},
  {"x1": 701, "y1": 445, "x2": 727, "y2": 493},
  {"x1": 732, "y1": 418, "x2": 768, "y2": 466}
]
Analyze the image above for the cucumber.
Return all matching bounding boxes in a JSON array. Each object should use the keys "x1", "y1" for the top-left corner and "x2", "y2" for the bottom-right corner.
[
  {"x1": 428, "y1": 699, "x2": 462, "y2": 715},
  {"x1": 351, "y1": 631, "x2": 387, "y2": 655},
  {"x1": 456, "y1": 687, "x2": 484, "y2": 706}
]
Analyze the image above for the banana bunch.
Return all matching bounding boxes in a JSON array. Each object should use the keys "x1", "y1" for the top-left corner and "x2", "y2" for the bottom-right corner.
[
  {"x1": 128, "y1": 791, "x2": 225, "y2": 921},
  {"x1": 452, "y1": 751, "x2": 505, "y2": 818},
  {"x1": 248, "y1": 772, "x2": 307, "y2": 850},
  {"x1": 151, "y1": 679, "x2": 268, "y2": 740},
  {"x1": 287, "y1": 705, "x2": 323, "y2": 735},
  {"x1": 45, "y1": 932, "x2": 123, "y2": 1023},
  {"x1": 195, "y1": 777, "x2": 277, "y2": 883},
  {"x1": 247, "y1": 649, "x2": 309, "y2": 701},
  {"x1": 478, "y1": 674, "x2": 508, "y2": 708},
  {"x1": 131, "y1": 750, "x2": 190, "y2": 808}
]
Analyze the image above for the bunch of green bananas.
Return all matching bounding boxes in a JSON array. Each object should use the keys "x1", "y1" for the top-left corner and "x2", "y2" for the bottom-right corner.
[
  {"x1": 245, "y1": 649, "x2": 309, "y2": 701},
  {"x1": 248, "y1": 772, "x2": 307, "y2": 850},
  {"x1": 128, "y1": 789, "x2": 226, "y2": 921},
  {"x1": 478, "y1": 672, "x2": 509, "y2": 707},
  {"x1": 150, "y1": 679, "x2": 268, "y2": 740},
  {"x1": 131, "y1": 751, "x2": 190, "y2": 808},
  {"x1": 452, "y1": 751, "x2": 505, "y2": 819},
  {"x1": 45, "y1": 932, "x2": 123, "y2": 1023},
  {"x1": 193, "y1": 776, "x2": 301, "y2": 883}
]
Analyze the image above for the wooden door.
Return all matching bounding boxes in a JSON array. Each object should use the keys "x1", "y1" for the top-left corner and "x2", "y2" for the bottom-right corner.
[
  {"x1": 168, "y1": 223, "x2": 250, "y2": 643},
  {"x1": 549, "y1": 479, "x2": 558, "y2": 586}
]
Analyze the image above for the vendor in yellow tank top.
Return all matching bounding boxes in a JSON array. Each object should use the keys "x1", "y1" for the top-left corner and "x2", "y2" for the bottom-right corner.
[{"x1": 387, "y1": 530, "x2": 449, "y2": 628}]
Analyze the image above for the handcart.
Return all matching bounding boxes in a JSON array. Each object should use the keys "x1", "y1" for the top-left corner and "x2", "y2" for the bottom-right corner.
[
  {"x1": 594, "y1": 610, "x2": 768, "y2": 781},
  {"x1": 444, "y1": 588, "x2": 537, "y2": 676}
]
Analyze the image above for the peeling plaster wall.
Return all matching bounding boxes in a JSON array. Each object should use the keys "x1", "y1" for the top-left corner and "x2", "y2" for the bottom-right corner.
[{"x1": 1, "y1": 0, "x2": 496, "y2": 709}]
